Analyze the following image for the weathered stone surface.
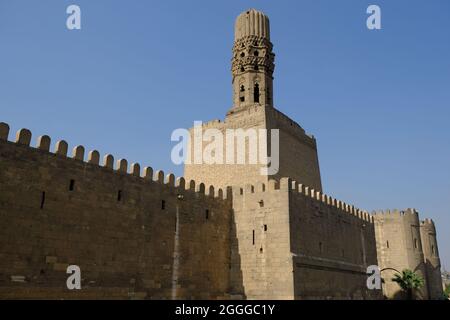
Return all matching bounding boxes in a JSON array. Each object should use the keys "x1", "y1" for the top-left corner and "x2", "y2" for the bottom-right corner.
[
  {"x1": 37, "y1": 135, "x2": 51, "y2": 151},
  {"x1": 0, "y1": 138, "x2": 232, "y2": 299},
  {"x1": 0, "y1": 9, "x2": 442, "y2": 301}
]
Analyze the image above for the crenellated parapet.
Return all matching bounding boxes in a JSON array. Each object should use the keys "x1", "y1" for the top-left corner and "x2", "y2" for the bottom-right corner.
[
  {"x1": 372, "y1": 208, "x2": 425, "y2": 230},
  {"x1": 372, "y1": 208, "x2": 418, "y2": 217},
  {"x1": 0, "y1": 122, "x2": 235, "y2": 300},
  {"x1": 230, "y1": 176, "x2": 374, "y2": 224},
  {"x1": 420, "y1": 218, "x2": 435, "y2": 227},
  {"x1": 0, "y1": 122, "x2": 230, "y2": 201}
]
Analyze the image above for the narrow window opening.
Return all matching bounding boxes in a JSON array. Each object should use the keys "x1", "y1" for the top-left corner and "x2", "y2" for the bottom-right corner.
[
  {"x1": 254, "y1": 64, "x2": 258, "y2": 71},
  {"x1": 259, "y1": 200, "x2": 264, "y2": 207},
  {"x1": 254, "y1": 50, "x2": 259, "y2": 56},
  {"x1": 264, "y1": 224, "x2": 267, "y2": 231},
  {"x1": 69, "y1": 179, "x2": 75, "y2": 191},
  {"x1": 117, "y1": 190, "x2": 122, "y2": 202},
  {"x1": 205, "y1": 209, "x2": 209, "y2": 220},
  {"x1": 40, "y1": 191, "x2": 46, "y2": 209},
  {"x1": 240, "y1": 66, "x2": 245, "y2": 72},
  {"x1": 414, "y1": 238, "x2": 418, "y2": 249},
  {"x1": 254, "y1": 83, "x2": 260, "y2": 103},
  {"x1": 252, "y1": 230, "x2": 255, "y2": 245},
  {"x1": 240, "y1": 52, "x2": 245, "y2": 58},
  {"x1": 431, "y1": 245, "x2": 435, "y2": 254},
  {"x1": 319, "y1": 242, "x2": 323, "y2": 253},
  {"x1": 239, "y1": 85, "x2": 245, "y2": 103},
  {"x1": 386, "y1": 240, "x2": 390, "y2": 248},
  {"x1": 260, "y1": 247, "x2": 263, "y2": 253},
  {"x1": 161, "y1": 200, "x2": 166, "y2": 210}
]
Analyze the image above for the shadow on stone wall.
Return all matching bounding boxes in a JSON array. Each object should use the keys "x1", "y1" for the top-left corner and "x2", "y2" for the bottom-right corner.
[{"x1": 228, "y1": 210, "x2": 245, "y2": 298}]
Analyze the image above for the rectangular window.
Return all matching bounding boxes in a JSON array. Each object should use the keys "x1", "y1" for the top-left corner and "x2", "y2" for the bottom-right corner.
[
  {"x1": 205, "y1": 209, "x2": 209, "y2": 220},
  {"x1": 69, "y1": 179, "x2": 75, "y2": 191},
  {"x1": 252, "y1": 230, "x2": 255, "y2": 245},
  {"x1": 117, "y1": 190, "x2": 122, "y2": 202},
  {"x1": 161, "y1": 200, "x2": 166, "y2": 210},
  {"x1": 40, "y1": 191, "x2": 46, "y2": 209}
]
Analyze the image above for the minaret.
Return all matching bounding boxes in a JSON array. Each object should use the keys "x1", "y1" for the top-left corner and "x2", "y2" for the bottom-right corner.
[
  {"x1": 231, "y1": 9, "x2": 275, "y2": 110},
  {"x1": 186, "y1": 9, "x2": 323, "y2": 193}
]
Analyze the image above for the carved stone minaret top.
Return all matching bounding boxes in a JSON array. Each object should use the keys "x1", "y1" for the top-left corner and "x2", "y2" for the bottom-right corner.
[
  {"x1": 234, "y1": 9, "x2": 271, "y2": 41},
  {"x1": 231, "y1": 9, "x2": 275, "y2": 110}
]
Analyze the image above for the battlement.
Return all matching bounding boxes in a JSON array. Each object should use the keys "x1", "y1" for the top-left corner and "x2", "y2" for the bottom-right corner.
[
  {"x1": 421, "y1": 218, "x2": 435, "y2": 226},
  {"x1": 210, "y1": 105, "x2": 316, "y2": 145},
  {"x1": 195, "y1": 105, "x2": 264, "y2": 128},
  {"x1": 230, "y1": 177, "x2": 373, "y2": 223},
  {"x1": 373, "y1": 208, "x2": 417, "y2": 215},
  {"x1": 226, "y1": 104, "x2": 265, "y2": 119},
  {"x1": 200, "y1": 119, "x2": 224, "y2": 129},
  {"x1": 0, "y1": 122, "x2": 229, "y2": 201},
  {"x1": 372, "y1": 208, "x2": 420, "y2": 220}
]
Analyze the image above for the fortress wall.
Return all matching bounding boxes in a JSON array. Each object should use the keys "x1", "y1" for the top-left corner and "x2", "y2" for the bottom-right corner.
[
  {"x1": 184, "y1": 105, "x2": 323, "y2": 193},
  {"x1": 0, "y1": 123, "x2": 232, "y2": 299},
  {"x1": 373, "y1": 210, "x2": 429, "y2": 299},
  {"x1": 230, "y1": 178, "x2": 294, "y2": 299},
  {"x1": 230, "y1": 178, "x2": 381, "y2": 300},
  {"x1": 184, "y1": 104, "x2": 269, "y2": 191},
  {"x1": 287, "y1": 180, "x2": 380, "y2": 299},
  {"x1": 266, "y1": 108, "x2": 322, "y2": 192},
  {"x1": 420, "y1": 219, "x2": 443, "y2": 299}
]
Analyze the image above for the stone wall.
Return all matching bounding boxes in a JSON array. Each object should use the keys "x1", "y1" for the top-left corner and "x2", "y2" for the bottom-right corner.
[
  {"x1": 0, "y1": 122, "x2": 443, "y2": 300},
  {"x1": 0, "y1": 123, "x2": 233, "y2": 299},
  {"x1": 266, "y1": 108, "x2": 322, "y2": 191},
  {"x1": 288, "y1": 181, "x2": 379, "y2": 299},
  {"x1": 230, "y1": 178, "x2": 381, "y2": 300},
  {"x1": 373, "y1": 210, "x2": 430, "y2": 299},
  {"x1": 184, "y1": 105, "x2": 323, "y2": 192},
  {"x1": 420, "y1": 219, "x2": 443, "y2": 299},
  {"x1": 231, "y1": 179, "x2": 294, "y2": 299},
  {"x1": 184, "y1": 105, "x2": 268, "y2": 191}
]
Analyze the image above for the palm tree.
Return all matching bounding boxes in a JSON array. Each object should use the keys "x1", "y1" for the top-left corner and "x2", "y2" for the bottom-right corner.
[{"x1": 392, "y1": 269, "x2": 425, "y2": 300}]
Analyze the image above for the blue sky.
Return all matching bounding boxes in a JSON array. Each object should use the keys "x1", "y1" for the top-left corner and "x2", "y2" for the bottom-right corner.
[{"x1": 0, "y1": 0, "x2": 449, "y2": 270}]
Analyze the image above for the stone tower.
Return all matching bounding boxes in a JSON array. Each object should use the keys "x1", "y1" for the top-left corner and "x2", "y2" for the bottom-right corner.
[
  {"x1": 420, "y1": 219, "x2": 443, "y2": 299},
  {"x1": 184, "y1": 9, "x2": 323, "y2": 192},
  {"x1": 373, "y1": 209, "x2": 432, "y2": 299},
  {"x1": 231, "y1": 9, "x2": 275, "y2": 110}
]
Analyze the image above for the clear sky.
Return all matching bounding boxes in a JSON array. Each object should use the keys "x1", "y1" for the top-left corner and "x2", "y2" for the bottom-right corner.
[{"x1": 0, "y1": 0, "x2": 449, "y2": 269}]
